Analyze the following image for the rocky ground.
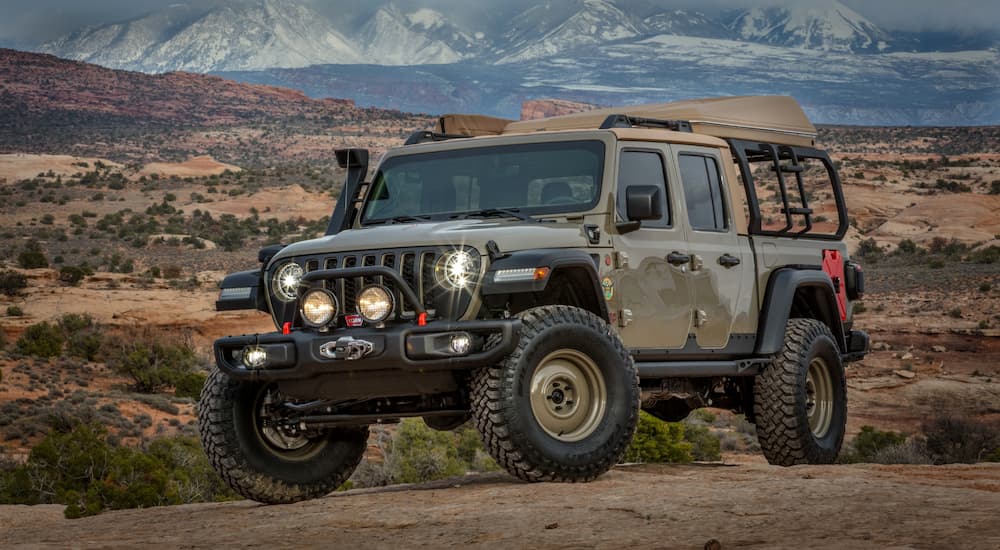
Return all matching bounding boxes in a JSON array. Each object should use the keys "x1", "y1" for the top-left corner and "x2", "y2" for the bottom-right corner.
[{"x1": 3, "y1": 462, "x2": 998, "y2": 549}]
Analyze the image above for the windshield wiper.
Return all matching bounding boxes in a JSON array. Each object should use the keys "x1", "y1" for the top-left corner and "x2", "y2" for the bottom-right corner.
[
  {"x1": 453, "y1": 208, "x2": 537, "y2": 223},
  {"x1": 366, "y1": 215, "x2": 434, "y2": 225}
]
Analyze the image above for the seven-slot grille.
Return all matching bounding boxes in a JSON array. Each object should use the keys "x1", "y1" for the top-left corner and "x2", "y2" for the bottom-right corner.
[{"x1": 292, "y1": 246, "x2": 466, "y2": 321}]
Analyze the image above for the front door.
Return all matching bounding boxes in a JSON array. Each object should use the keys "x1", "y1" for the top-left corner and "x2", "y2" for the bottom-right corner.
[{"x1": 611, "y1": 144, "x2": 694, "y2": 349}]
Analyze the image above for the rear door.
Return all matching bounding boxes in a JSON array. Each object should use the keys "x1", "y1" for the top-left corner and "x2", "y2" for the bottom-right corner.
[
  {"x1": 611, "y1": 144, "x2": 694, "y2": 349},
  {"x1": 671, "y1": 145, "x2": 755, "y2": 349}
]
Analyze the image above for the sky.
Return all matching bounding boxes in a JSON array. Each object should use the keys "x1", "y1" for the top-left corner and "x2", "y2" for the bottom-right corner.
[{"x1": 0, "y1": 0, "x2": 997, "y2": 46}]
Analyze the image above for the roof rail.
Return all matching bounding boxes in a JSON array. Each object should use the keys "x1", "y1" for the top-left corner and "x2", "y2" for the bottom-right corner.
[
  {"x1": 598, "y1": 114, "x2": 693, "y2": 133},
  {"x1": 403, "y1": 130, "x2": 471, "y2": 146}
]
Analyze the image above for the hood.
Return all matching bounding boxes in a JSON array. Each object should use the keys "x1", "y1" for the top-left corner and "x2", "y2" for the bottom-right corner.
[{"x1": 270, "y1": 218, "x2": 590, "y2": 264}]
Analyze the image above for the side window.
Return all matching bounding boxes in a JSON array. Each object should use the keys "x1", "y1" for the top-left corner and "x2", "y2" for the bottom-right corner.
[
  {"x1": 679, "y1": 154, "x2": 728, "y2": 231},
  {"x1": 617, "y1": 150, "x2": 670, "y2": 227}
]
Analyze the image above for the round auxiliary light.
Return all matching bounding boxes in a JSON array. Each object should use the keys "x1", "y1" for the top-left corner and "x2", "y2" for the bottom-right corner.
[
  {"x1": 272, "y1": 262, "x2": 304, "y2": 302},
  {"x1": 449, "y1": 332, "x2": 472, "y2": 355},
  {"x1": 300, "y1": 288, "x2": 338, "y2": 327},
  {"x1": 435, "y1": 249, "x2": 480, "y2": 290},
  {"x1": 242, "y1": 346, "x2": 267, "y2": 369},
  {"x1": 357, "y1": 285, "x2": 394, "y2": 323}
]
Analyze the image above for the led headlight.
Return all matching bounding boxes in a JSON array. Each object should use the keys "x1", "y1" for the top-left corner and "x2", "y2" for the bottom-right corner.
[
  {"x1": 242, "y1": 346, "x2": 267, "y2": 369},
  {"x1": 272, "y1": 262, "x2": 304, "y2": 302},
  {"x1": 300, "y1": 288, "x2": 338, "y2": 327},
  {"x1": 357, "y1": 285, "x2": 394, "y2": 323},
  {"x1": 435, "y1": 249, "x2": 480, "y2": 290}
]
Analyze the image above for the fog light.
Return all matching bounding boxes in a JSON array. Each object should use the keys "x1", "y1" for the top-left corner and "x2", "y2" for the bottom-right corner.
[
  {"x1": 242, "y1": 346, "x2": 267, "y2": 369},
  {"x1": 449, "y1": 332, "x2": 472, "y2": 355},
  {"x1": 357, "y1": 285, "x2": 394, "y2": 323},
  {"x1": 300, "y1": 289, "x2": 338, "y2": 327}
]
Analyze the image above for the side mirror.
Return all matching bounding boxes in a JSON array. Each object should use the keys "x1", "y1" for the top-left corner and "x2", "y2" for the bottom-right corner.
[{"x1": 617, "y1": 185, "x2": 661, "y2": 233}]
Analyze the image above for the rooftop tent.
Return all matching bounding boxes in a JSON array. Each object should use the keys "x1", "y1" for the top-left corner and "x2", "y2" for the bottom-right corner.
[{"x1": 503, "y1": 95, "x2": 818, "y2": 147}]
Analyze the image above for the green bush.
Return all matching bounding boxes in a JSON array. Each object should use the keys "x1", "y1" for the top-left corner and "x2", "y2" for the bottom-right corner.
[
  {"x1": 59, "y1": 266, "x2": 86, "y2": 285},
  {"x1": 17, "y1": 243, "x2": 48, "y2": 269},
  {"x1": 102, "y1": 328, "x2": 199, "y2": 393},
  {"x1": 684, "y1": 424, "x2": 722, "y2": 462},
  {"x1": 0, "y1": 270, "x2": 28, "y2": 296},
  {"x1": 172, "y1": 371, "x2": 206, "y2": 400},
  {"x1": 15, "y1": 322, "x2": 65, "y2": 358},
  {"x1": 6, "y1": 305, "x2": 23, "y2": 317},
  {"x1": 923, "y1": 417, "x2": 1000, "y2": 464},
  {"x1": 624, "y1": 412, "x2": 692, "y2": 463},
  {"x1": 390, "y1": 420, "x2": 467, "y2": 484},
  {"x1": 843, "y1": 425, "x2": 907, "y2": 462},
  {"x1": 0, "y1": 423, "x2": 235, "y2": 518}
]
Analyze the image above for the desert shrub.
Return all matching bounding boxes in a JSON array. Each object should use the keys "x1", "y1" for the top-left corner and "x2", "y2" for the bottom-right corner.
[
  {"x1": 102, "y1": 328, "x2": 199, "y2": 393},
  {"x1": 624, "y1": 412, "x2": 692, "y2": 464},
  {"x1": 351, "y1": 420, "x2": 497, "y2": 488},
  {"x1": 870, "y1": 440, "x2": 933, "y2": 465},
  {"x1": 895, "y1": 239, "x2": 921, "y2": 256},
  {"x1": 691, "y1": 409, "x2": 716, "y2": 424},
  {"x1": 390, "y1": 419, "x2": 467, "y2": 484},
  {"x1": 0, "y1": 423, "x2": 235, "y2": 518},
  {"x1": 0, "y1": 270, "x2": 28, "y2": 296},
  {"x1": 59, "y1": 266, "x2": 86, "y2": 285},
  {"x1": 845, "y1": 425, "x2": 907, "y2": 463},
  {"x1": 16, "y1": 322, "x2": 64, "y2": 358},
  {"x1": 856, "y1": 238, "x2": 883, "y2": 260},
  {"x1": 968, "y1": 246, "x2": 1000, "y2": 264},
  {"x1": 17, "y1": 242, "x2": 48, "y2": 269},
  {"x1": 922, "y1": 416, "x2": 1000, "y2": 464},
  {"x1": 172, "y1": 371, "x2": 206, "y2": 400},
  {"x1": 6, "y1": 305, "x2": 23, "y2": 316},
  {"x1": 683, "y1": 423, "x2": 722, "y2": 462}
]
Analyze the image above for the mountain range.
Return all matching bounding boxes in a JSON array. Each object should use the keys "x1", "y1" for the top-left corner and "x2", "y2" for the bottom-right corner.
[{"x1": 21, "y1": 0, "x2": 1000, "y2": 125}]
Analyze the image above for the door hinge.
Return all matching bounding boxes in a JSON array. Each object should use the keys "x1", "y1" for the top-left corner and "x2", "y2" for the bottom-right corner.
[
  {"x1": 693, "y1": 309, "x2": 707, "y2": 327},
  {"x1": 690, "y1": 254, "x2": 704, "y2": 272},
  {"x1": 620, "y1": 308, "x2": 633, "y2": 327},
  {"x1": 614, "y1": 251, "x2": 629, "y2": 269}
]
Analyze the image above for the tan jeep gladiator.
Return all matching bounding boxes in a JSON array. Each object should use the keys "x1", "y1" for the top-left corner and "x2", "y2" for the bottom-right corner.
[{"x1": 201, "y1": 95, "x2": 869, "y2": 503}]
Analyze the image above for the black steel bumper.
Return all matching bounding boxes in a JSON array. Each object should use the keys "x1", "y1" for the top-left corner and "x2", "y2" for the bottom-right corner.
[{"x1": 214, "y1": 319, "x2": 521, "y2": 383}]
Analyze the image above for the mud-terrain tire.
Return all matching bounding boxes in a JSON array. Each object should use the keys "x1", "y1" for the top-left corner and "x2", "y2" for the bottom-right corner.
[
  {"x1": 471, "y1": 305, "x2": 639, "y2": 482},
  {"x1": 754, "y1": 318, "x2": 846, "y2": 465},
  {"x1": 198, "y1": 369, "x2": 368, "y2": 504}
]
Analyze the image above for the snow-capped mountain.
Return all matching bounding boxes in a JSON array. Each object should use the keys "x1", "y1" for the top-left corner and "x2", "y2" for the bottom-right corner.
[
  {"x1": 356, "y1": 5, "x2": 478, "y2": 65},
  {"x1": 642, "y1": 9, "x2": 731, "y2": 39},
  {"x1": 729, "y1": 2, "x2": 890, "y2": 52},
  {"x1": 497, "y1": 0, "x2": 640, "y2": 64},
  {"x1": 40, "y1": 0, "x2": 475, "y2": 71}
]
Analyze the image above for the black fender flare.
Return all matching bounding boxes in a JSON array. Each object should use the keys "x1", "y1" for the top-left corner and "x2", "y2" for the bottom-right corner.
[
  {"x1": 755, "y1": 267, "x2": 846, "y2": 355},
  {"x1": 481, "y1": 248, "x2": 608, "y2": 321}
]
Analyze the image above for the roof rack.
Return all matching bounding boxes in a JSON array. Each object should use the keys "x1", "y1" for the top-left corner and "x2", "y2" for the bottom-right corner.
[
  {"x1": 403, "y1": 130, "x2": 472, "y2": 146},
  {"x1": 599, "y1": 114, "x2": 692, "y2": 132}
]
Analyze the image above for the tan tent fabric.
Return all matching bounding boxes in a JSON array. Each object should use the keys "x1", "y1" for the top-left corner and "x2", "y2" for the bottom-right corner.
[
  {"x1": 503, "y1": 96, "x2": 817, "y2": 147},
  {"x1": 436, "y1": 114, "x2": 513, "y2": 136}
]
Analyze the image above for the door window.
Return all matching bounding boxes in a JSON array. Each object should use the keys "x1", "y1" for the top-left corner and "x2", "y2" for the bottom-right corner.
[
  {"x1": 679, "y1": 154, "x2": 728, "y2": 231},
  {"x1": 617, "y1": 150, "x2": 670, "y2": 228}
]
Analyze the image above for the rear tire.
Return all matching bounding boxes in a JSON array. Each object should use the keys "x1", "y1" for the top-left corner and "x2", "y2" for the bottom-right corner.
[
  {"x1": 471, "y1": 305, "x2": 639, "y2": 482},
  {"x1": 198, "y1": 369, "x2": 368, "y2": 504},
  {"x1": 754, "y1": 318, "x2": 847, "y2": 465}
]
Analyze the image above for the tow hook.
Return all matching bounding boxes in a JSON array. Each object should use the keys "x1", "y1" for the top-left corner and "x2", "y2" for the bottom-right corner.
[{"x1": 319, "y1": 337, "x2": 375, "y2": 360}]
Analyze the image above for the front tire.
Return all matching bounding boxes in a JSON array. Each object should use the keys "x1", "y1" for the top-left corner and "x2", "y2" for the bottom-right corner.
[
  {"x1": 754, "y1": 318, "x2": 847, "y2": 465},
  {"x1": 471, "y1": 305, "x2": 639, "y2": 482},
  {"x1": 198, "y1": 369, "x2": 368, "y2": 504}
]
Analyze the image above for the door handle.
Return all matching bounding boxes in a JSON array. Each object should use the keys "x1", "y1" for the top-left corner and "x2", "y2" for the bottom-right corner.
[
  {"x1": 666, "y1": 251, "x2": 691, "y2": 266},
  {"x1": 719, "y1": 253, "x2": 741, "y2": 268}
]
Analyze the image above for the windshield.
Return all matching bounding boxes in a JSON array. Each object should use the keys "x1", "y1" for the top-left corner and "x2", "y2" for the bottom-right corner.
[{"x1": 361, "y1": 140, "x2": 605, "y2": 224}]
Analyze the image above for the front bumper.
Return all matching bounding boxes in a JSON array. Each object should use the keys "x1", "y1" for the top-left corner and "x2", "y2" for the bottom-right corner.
[{"x1": 214, "y1": 319, "x2": 520, "y2": 383}]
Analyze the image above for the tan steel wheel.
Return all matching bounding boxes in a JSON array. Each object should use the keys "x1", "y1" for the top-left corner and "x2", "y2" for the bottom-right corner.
[
  {"x1": 806, "y1": 357, "x2": 834, "y2": 438},
  {"x1": 529, "y1": 349, "x2": 607, "y2": 442}
]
